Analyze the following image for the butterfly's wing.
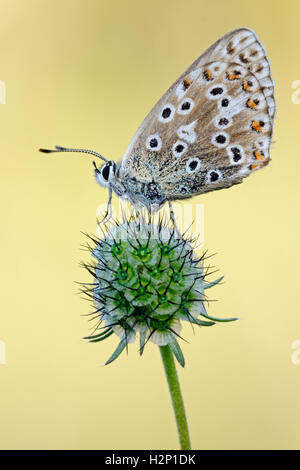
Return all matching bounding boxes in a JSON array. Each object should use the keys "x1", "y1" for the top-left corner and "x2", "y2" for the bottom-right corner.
[{"x1": 119, "y1": 28, "x2": 275, "y2": 200}]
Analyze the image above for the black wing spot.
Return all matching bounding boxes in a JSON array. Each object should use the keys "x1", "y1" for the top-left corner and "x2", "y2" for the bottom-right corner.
[
  {"x1": 149, "y1": 138, "x2": 158, "y2": 148},
  {"x1": 189, "y1": 160, "x2": 198, "y2": 171},
  {"x1": 210, "y1": 87, "x2": 224, "y2": 96},
  {"x1": 181, "y1": 101, "x2": 191, "y2": 110},
  {"x1": 210, "y1": 171, "x2": 219, "y2": 182},
  {"x1": 162, "y1": 107, "x2": 171, "y2": 119},
  {"x1": 221, "y1": 98, "x2": 229, "y2": 107},
  {"x1": 216, "y1": 134, "x2": 226, "y2": 144},
  {"x1": 175, "y1": 144, "x2": 184, "y2": 153},
  {"x1": 218, "y1": 118, "x2": 229, "y2": 126},
  {"x1": 232, "y1": 147, "x2": 242, "y2": 162}
]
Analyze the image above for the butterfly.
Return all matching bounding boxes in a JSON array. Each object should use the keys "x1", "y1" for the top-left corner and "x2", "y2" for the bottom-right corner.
[{"x1": 40, "y1": 28, "x2": 275, "y2": 226}]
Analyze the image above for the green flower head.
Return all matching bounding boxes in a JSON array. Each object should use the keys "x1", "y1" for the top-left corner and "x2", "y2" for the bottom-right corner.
[{"x1": 81, "y1": 213, "x2": 237, "y2": 366}]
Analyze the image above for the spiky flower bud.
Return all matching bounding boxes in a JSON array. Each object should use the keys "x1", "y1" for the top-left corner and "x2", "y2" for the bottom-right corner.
[{"x1": 81, "y1": 213, "x2": 237, "y2": 366}]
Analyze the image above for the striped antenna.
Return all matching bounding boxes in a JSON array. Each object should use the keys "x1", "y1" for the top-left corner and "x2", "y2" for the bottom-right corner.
[{"x1": 39, "y1": 145, "x2": 108, "y2": 163}]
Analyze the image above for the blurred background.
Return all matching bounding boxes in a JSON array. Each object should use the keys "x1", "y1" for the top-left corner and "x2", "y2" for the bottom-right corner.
[{"x1": 0, "y1": 0, "x2": 299, "y2": 450}]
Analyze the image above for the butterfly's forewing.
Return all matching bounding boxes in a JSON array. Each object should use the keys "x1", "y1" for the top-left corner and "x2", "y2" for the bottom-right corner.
[{"x1": 120, "y1": 28, "x2": 275, "y2": 199}]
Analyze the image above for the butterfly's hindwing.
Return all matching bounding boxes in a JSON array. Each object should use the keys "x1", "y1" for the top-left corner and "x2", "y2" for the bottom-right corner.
[{"x1": 120, "y1": 28, "x2": 275, "y2": 202}]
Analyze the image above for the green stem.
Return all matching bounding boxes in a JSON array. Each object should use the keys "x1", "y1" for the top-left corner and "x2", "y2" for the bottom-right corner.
[{"x1": 159, "y1": 345, "x2": 191, "y2": 450}]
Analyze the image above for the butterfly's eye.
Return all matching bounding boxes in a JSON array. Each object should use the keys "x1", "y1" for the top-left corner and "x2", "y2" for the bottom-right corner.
[
  {"x1": 101, "y1": 164, "x2": 110, "y2": 181},
  {"x1": 95, "y1": 161, "x2": 116, "y2": 187}
]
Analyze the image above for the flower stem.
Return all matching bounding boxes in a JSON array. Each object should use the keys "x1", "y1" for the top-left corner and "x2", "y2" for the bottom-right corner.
[{"x1": 159, "y1": 345, "x2": 191, "y2": 450}]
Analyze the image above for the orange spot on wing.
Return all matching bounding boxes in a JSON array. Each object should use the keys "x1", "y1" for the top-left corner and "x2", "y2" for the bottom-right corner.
[
  {"x1": 251, "y1": 150, "x2": 266, "y2": 169},
  {"x1": 204, "y1": 68, "x2": 213, "y2": 81},
  {"x1": 243, "y1": 81, "x2": 251, "y2": 91},
  {"x1": 254, "y1": 150, "x2": 265, "y2": 161},
  {"x1": 227, "y1": 72, "x2": 240, "y2": 80},
  {"x1": 247, "y1": 99, "x2": 257, "y2": 109},
  {"x1": 183, "y1": 78, "x2": 192, "y2": 89},
  {"x1": 251, "y1": 120, "x2": 263, "y2": 132}
]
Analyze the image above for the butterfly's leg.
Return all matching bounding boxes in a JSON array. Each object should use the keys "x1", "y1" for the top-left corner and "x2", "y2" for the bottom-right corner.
[
  {"x1": 105, "y1": 191, "x2": 113, "y2": 224},
  {"x1": 168, "y1": 201, "x2": 181, "y2": 238},
  {"x1": 97, "y1": 187, "x2": 113, "y2": 226}
]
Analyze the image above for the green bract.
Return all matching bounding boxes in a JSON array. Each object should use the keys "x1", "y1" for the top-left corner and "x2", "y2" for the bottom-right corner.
[{"x1": 81, "y1": 214, "x2": 237, "y2": 366}]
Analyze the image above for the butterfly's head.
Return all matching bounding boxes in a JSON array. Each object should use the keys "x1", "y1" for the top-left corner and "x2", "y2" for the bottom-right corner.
[{"x1": 93, "y1": 160, "x2": 117, "y2": 188}]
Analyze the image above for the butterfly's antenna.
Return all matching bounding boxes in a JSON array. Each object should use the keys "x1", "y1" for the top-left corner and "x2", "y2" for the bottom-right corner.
[{"x1": 39, "y1": 145, "x2": 108, "y2": 163}]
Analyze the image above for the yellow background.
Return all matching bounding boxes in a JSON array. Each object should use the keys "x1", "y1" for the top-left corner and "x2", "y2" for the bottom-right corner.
[{"x1": 0, "y1": 0, "x2": 299, "y2": 450}]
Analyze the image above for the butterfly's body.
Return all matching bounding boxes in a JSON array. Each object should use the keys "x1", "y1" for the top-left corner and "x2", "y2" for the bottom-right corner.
[
  {"x1": 104, "y1": 165, "x2": 166, "y2": 211},
  {"x1": 41, "y1": 28, "x2": 275, "y2": 218}
]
